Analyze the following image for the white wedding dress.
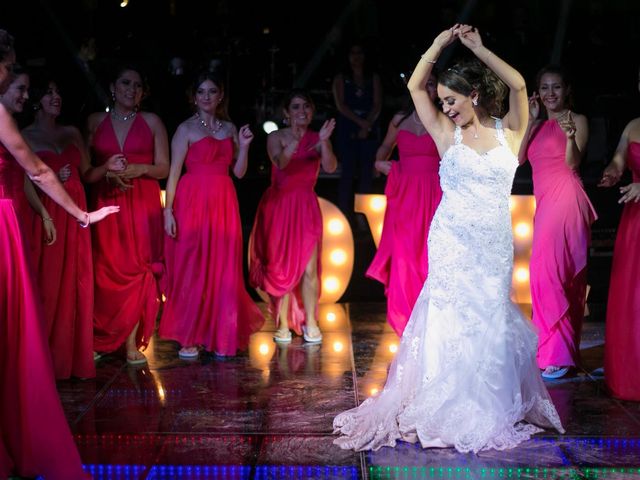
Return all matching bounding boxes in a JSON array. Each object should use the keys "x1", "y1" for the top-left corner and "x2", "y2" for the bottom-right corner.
[{"x1": 334, "y1": 120, "x2": 565, "y2": 453}]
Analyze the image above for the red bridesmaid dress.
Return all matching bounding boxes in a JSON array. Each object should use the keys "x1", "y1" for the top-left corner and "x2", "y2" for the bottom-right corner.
[
  {"x1": 90, "y1": 115, "x2": 164, "y2": 353},
  {"x1": 249, "y1": 130, "x2": 323, "y2": 334},
  {"x1": 0, "y1": 142, "x2": 89, "y2": 479},
  {"x1": 160, "y1": 137, "x2": 264, "y2": 355},
  {"x1": 31, "y1": 144, "x2": 95, "y2": 379}
]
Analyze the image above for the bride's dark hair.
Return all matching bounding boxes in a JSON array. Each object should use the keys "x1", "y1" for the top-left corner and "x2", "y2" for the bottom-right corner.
[{"x1": 438, "y1": 58, "x2": 508, "y2": 117}]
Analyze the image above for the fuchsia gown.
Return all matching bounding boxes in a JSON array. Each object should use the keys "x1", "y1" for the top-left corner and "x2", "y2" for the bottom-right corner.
[
  {"x1": 31, "y1": 145, "x2": 95, "y2": 379},
  {"x1": 605, "y1": 141, "x2": 640, "y2": 400},
  {"x1": 91, "y1": 115, "x2": 164, "y2": 353},
  {"x1": 249, "y1": 130, "x2": 322, "y2": 335},
  {"x1": 160, "y1": 137, "x2": 264, "y2": 355},
  {"x1": 526, "y1": 120, "x2": 597, "y2": 369},
  {"x1": 0, "y1": 143, "x2": 89, "y2": 479},
  {"x1": 366, "y1": 130, "x2": 442, "y2": 336}
]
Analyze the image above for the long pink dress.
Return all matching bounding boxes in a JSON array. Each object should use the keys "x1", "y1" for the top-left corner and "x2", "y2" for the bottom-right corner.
[
  {"x1": 249, "y1": 130, "x2": 322, "y2": 335},
  {"x1": 526, "y1": 120, "x2": 597, "y2": 369},
  {"x1": 160, "y1": 137, "x2": 264, "y2": 355},
  {"x1": 0, "y1": 143, "x2": 89, "y2": 479},
  {"x1": 605, "y1": 141, "x2": 640, "y2": 400},
  {"x1": 31, "y1": 145, "x2": 95, "y2": 379},
  {"x1": 91, "y1": 115, "x2": 164, "y2": 353},
  {"x1": 366, "y1": 130, "x2": 442, "y2": 336}
]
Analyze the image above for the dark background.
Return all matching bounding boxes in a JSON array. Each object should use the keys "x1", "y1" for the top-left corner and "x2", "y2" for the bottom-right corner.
[{"x1": 1, "y1": 0, "x2": 639, "y2": 307}]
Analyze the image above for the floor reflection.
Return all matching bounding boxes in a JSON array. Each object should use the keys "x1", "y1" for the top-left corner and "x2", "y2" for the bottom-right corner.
[{"x1": 51, "y1": 303, "x2": 638, "y2": 480}]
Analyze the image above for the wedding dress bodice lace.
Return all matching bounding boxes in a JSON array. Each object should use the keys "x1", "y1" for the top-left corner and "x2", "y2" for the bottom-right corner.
[{"x1": 333, "y1": 119, "x2": 565, "y2": 453}]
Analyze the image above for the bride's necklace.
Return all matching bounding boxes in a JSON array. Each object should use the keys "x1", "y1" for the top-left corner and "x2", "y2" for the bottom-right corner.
[
  {"x1": 196, "y1": 112, "x2": 222, "y2": 134},
  {"x1": 110, "y1": 108, "x2": 137, "y2": 122},
  {"x1": 462, "y1": 122, "x2": 480, "y2": 139}
]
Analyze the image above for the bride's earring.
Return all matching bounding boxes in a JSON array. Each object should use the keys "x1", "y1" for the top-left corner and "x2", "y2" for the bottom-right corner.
[{"x1": 472, "y1": 98, "x2": 478, "y2": 106}]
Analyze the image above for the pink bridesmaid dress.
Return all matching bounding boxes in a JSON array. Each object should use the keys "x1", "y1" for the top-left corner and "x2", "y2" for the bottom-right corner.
[
  {"x1": 91, "y1": 115, "x2": 164, "y2": 353},
  {"x1": 526, "y1": 120, "x2": 597, "y2": 369},
  {"x1": 605, "y1": 141, "x2": 640, "y2": 400},
  {"x1": 366, "y1": 130, "x2": 442, "y2": 336},
  {"x1": 31, "y1": 145, "x2": 95, "y2": 379},
  {"x1": 160, "y1": 137, "x2": 264, "y2": 355},
  {"x1": 0, "y1": 143, "x2": 89, "y2": 479},
  {"x1": 249, "y1": 130, "x2": 322, "y2": 335}
]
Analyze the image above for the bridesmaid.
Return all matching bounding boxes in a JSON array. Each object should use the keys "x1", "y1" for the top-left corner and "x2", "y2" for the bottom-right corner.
[
  {"x1": 22, "y1": 73, "x2": 96, "y2": 380},
  {"x1": 367, "y1": 82, "x2": 442, "y2": 336},
  {"x1": 87, "y1": 64, "x2": 169, "y2": 365},
  {"x1": 522, "y1": 65, "x2": 597, "y2": 379},
  {"x1": 598, "y1": 80, "x2": 640, "y2": 400},
  {"x1": 0, "y1": 65, "x2": 42, "y2": 233},
  {"x1": 160, "y1": 71, "x2": 264, "y2": 359},
  {"x1": 249, "y1": 89, "x2": 337, "y2": 343},
  {"x1": 0, "y1": 28, "x2": 117, "y2": 479}
]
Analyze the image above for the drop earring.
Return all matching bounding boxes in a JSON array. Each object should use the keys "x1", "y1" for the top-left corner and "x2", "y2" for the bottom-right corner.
[{"x1": 472, "y1": 98, "x2": 478, "y2": 106}]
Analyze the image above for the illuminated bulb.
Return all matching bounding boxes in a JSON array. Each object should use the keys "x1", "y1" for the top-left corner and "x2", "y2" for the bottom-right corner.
[
  {"x1": 333, "y1": 341, "x2": 344, "y2": 353},
  {"x1": 323, "y1": 276, "x2": 339, "y2": 293},
  {"x1": 370, "y1": 196, "x2": 386, "y2": 212},
  {"x1": 515, "y1": 267, "x2": 529, "y2": 283},
  {"x1": 327, "y1": 218, "x2": 344, "y2": 235},
  {"x1": 258, "y1": 343, "x2": 269, "y2": 355},
  {"x1": 370, "y1": 387, "x2": 379, "y2": 396},
  {"x1": 326, "y1": 312, "x2": 336, "y2": 322},
  {"x1": 330, "y1": 248, "x2": 347, "y2": 265},
  {"x1": 120, "y1": 0, "x2": 129, "y2": 6},
  {"x1": 389, "y1": 343, "x2": 398, "y2": 354},
  {"x1": 514, "y1": 222, "x2": 531, "y2": 238}
]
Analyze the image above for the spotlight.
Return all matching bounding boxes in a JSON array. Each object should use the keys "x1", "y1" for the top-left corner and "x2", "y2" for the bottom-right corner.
[{"x1": 262, "y1": 120, "x2": 278, "y2": 134}]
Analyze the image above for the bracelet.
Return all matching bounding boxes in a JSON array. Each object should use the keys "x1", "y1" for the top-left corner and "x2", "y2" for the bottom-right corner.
[
  {"x1": 42, "y1": 216, "x2": 53, "y2": 223},
  {"x1": 421, "y1": 54, "x2": 437, "y2": 64},
  {"x1": 78, "y1": 212, "x2": 90, "y2": 228},
  {"x1": 163, "y1": 207, "x2": 173, "y2": 212}
]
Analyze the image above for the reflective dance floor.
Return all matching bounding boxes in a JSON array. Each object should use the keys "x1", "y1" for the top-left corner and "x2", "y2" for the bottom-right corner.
[{"x1": 51, "y1": 303, "x2": 640, "y2": 480}]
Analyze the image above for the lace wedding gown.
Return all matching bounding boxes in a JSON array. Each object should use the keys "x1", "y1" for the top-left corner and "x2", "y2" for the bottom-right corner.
[{"x1": 334, "y1": 120, "x2": 565, "y2": 453}]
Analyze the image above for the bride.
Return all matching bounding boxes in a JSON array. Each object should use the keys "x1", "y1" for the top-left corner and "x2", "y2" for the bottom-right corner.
[{"x1": 333, "y1": 24, "x2": 565, "y2": 453}]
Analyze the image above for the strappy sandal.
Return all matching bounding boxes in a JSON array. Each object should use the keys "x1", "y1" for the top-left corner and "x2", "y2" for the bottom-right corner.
[
  {"x1": 541, "y1": 366, "x2": 570, "y2": 380},
  {"x1": 302, "y1": 325, "x2": 323, "y2": 343},
  {"x1": 178, "y1": 346, "x2": 200, "y2": 359},
  {"x1": 273, "y1": 329, "x2": 292, "y2": 343},
  {"x1": 126, "y1": 351, "x2": 147, "y2": 365}
]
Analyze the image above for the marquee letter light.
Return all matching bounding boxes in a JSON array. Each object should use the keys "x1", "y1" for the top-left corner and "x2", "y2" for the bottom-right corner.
[{"x1": 354, "y1": 193, "x2": 387, "y2": 248}]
